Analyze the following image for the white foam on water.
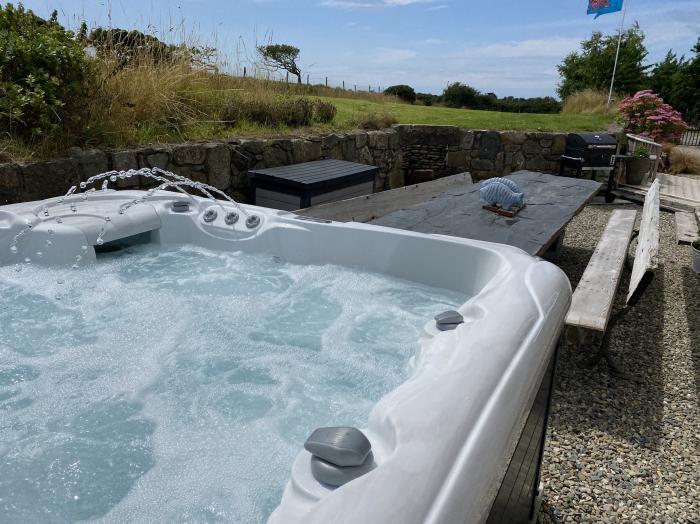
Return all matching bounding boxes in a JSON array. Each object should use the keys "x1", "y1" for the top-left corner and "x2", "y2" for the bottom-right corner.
[{"x1": 0, "y1": 245, "x2": 465, "y2": 523}]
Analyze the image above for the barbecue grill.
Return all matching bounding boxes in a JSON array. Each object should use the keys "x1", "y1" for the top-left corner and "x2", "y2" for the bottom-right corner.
[{"x1": 559, "y1": 132, "x2": 626, "y2": 203}]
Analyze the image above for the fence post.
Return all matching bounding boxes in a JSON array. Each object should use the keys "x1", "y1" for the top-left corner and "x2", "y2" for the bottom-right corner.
[
  {"x1": 354, "y1": 84, "x2": 357, "y2": 92},
  {"x1": 286, "y1": 72, "x2": 289, "y2": 83},
  {"x1": 342, "y1": 80, "x2": 345, "y2": 90},
  {"x1": 307, "y1": 74, "x2": 310, "y2": 85},
  {"x1": 325, "y1": 77, "x2": 328, "y2": 87}
]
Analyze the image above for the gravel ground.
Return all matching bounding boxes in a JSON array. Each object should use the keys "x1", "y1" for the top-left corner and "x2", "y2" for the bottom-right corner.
[{"x1": 539, "y1": 203, "x2": 700, "y2": 523}]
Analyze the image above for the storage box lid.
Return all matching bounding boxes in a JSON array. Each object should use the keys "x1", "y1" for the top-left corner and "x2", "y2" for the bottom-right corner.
[{"x1": 248, "y1": 159, "x2": 378, "y2": 190}]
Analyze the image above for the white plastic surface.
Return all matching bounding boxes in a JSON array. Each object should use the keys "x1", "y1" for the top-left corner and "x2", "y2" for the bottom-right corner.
[{"x1": 0, "y1": 190, "x2": 571, "y2": 524}]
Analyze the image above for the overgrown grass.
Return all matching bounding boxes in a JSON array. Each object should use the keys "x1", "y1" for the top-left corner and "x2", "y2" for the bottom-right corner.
[
  {"x1": 0, "y1": 55, "x2": 615, "y2": 162},
  {"x1": 562, "y1": 89, "x2": 618, "y2": 115}
]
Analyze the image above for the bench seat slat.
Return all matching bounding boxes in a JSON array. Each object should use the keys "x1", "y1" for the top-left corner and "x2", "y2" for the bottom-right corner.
[
  {"x1": 628, "y1": 179, "x2": 660, "y2": 303},
  {"x1": 565, "y1": 209, "x2": 637, "y2": 332}
]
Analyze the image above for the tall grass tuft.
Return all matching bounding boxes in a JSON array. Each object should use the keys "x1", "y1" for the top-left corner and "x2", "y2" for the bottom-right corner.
[{"x1": 562, "y1": 89, "x2": 618, "y2": 115}]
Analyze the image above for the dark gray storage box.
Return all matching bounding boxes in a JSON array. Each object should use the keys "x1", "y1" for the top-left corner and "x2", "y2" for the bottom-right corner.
[{"x1": 248, "y1": 159, "x2": 378, "y2": 211}]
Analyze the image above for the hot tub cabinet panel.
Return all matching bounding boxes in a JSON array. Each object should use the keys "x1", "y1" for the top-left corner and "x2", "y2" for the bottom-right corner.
[{"x1": 0, "y1": 190, "x2": 571, "y2": 524}]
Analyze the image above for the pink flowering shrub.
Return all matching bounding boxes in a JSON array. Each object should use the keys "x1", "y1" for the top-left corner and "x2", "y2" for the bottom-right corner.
[{"x1": 619, "y1": 90, "x2": 688, "y2": 143}]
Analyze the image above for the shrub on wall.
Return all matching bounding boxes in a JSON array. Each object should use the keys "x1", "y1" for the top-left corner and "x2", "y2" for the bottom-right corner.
[
  {"x1": 0, "y1": 4, "x2": 89, "y2": 140},
  {"x1": 221, "y1": 96, "x2": 316, "y2": 128},
  {"x1": 619, "y1": 90, "x2": 688, "y2": 143},
  {"x1": 313, "y1": 100, "x2": 337, "y2": 123}
]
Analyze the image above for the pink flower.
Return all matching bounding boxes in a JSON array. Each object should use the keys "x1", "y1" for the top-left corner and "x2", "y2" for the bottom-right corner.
[{"x1": 619, "y1": 90, "x2": 688, "y2": 144}]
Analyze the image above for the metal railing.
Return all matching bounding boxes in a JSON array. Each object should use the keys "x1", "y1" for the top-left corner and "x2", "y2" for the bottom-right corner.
[{"x1": 681, "y1": 128, "x2": 700, "y2": 147}]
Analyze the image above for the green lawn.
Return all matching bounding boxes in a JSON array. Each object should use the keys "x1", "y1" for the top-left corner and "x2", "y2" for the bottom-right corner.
[{"x1": 327, "y1": 97, "x2": 613, "y2": 132}]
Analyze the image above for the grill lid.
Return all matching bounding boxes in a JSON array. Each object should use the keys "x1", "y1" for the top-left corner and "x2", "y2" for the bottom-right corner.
[{"x1": 566, "y1": 132, "x2": 617, "y2": 148}]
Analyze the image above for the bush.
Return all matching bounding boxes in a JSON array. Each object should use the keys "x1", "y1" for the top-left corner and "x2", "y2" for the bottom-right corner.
[
  {"x1": 416, "y1": 92, "x2": 439, "y2": 106},
  {"x1": 352, "y1": 112, "x2": 398, "y2": 130},
  {"x1": 220, "y1": 96, "x2": 315, "y2": 128},
  {"x1": 384, "y1": 84, "x2": 416, "y2": 103},
  {"x1": 0, "y1": 4, "x2": 89, "y2": 140},
  {"x1": 442, "y1": 82, "x2": 481, "y2": 108},
  {"x1": 562, "y1": 89, "x2": 616, "y2": 114},
  {"x1": 313, "y1": 100, "x2": 337, "y2": 123},
  {"x1": 619, "y1": 90, "x2": 688, "y2": 143},
  {"x1": 280, "y1": 98, "x2": 314, "y2": 126},
  {"x1": 668, "y1": 146, "x2": 700, "y2": 176}
]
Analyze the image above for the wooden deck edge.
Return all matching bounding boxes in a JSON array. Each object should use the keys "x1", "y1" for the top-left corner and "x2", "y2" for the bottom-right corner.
[{"x1": 675, "y1": 211, "x2": 699, "y2": 244}]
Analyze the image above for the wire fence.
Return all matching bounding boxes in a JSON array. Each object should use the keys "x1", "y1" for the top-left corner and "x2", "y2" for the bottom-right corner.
[{"x1": 235, "y1": 66, "x2": 386, "y2": 94}]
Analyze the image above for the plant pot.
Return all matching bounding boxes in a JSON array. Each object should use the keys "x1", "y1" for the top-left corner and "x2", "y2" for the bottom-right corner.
[
  {"x1": 692, "y1": 244, "x2": 700, "y2": 274},
  {"x1": 625, "y1": 157, "x2": 652, "y2": 186}
]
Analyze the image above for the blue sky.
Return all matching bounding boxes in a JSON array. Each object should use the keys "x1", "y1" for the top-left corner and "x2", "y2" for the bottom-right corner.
[{"x1": 20, "y1": 0, "x2": 700, "y2": 98}]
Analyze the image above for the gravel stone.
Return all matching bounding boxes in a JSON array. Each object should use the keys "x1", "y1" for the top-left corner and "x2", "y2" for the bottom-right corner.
[{"x1": 539, "y1": 204, "x2": 700, "y2": 523}]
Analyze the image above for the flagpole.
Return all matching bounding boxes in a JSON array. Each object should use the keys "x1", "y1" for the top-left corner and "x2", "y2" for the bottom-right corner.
[{"x1": 607, "y1": 0, "x2": 628, "y2": 106}]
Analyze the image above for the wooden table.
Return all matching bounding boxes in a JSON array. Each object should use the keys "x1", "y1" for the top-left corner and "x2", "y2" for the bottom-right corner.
[{"x1": 370, "y1": 171, "x2": 601, "y2": 256}]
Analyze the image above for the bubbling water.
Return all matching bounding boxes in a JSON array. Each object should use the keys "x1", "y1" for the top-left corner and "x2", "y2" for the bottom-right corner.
[{"x1": 0, "y1": 245, "x2": 465, "y2": 522}]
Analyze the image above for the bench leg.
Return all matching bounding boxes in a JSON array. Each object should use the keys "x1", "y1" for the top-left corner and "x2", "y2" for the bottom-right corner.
[
  {"x1": 543, "y1": 231, "x2": 565, "y2": 264},
  {"x1": 568, "y1": 324, "x2": 640, "y2": 381},
  {"x1": 597, "y1": 306, "x2": 642, "y2": 382}
]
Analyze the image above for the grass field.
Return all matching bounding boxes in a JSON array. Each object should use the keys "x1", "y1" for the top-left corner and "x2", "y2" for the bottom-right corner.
[
  {"x1": 166, "y1": 95, "x2": 614, "y2": 144},
  {"x1": 326, "y1": 97, "x2": 614, "y2": 132}
]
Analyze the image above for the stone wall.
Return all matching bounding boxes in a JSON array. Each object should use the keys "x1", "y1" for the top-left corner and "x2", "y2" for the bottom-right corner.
[
  {"x1": 0, "y1": 125, "x2": 574, "y2": 205},
  {"x1": 397, "y1": 125, "x2": 567, "y2": 182},
  {"x1": 0, "y1": 130, "x2": 403, "y2": 205}
]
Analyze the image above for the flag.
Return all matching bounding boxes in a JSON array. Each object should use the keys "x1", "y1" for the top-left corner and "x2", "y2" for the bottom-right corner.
[{"x1": 587, "y1": 0, "x2": 623, "y2": 18}]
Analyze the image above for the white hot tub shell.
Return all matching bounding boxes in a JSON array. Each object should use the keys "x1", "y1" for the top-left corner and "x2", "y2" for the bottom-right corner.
[{"x1": 0, "y1": 190, "x2": 571, "y2": 523}]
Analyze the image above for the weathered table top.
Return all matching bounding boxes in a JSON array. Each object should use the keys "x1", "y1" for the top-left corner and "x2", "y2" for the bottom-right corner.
[{"x1": 371, "y1": 171, "x2": 601, "y2": 256}]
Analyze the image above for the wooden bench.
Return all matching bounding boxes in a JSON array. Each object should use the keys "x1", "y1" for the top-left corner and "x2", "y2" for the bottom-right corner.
[{"x1": 565, "y1": 179, "x2": 660, "y2": 377}]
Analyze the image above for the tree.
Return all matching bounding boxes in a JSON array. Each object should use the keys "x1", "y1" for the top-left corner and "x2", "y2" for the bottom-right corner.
[
  {"x1": 442, "y1": 82, "x2": 481, "y2": 108},
  {"x1": 257, "y1": 44, "x2": 302, "y2": 84},
  {"x1": 648, "y1": 50, "x2": 684, "y2": 105},
  {"x1": 384, "y1": 84, "x2": 416, "y2": 103},
  {"x1": 672, "y1": 38, "x2": 700, "y2": 124},
  {"x1": 557, "y1": 24, "x2": 649, "y2": 99}
]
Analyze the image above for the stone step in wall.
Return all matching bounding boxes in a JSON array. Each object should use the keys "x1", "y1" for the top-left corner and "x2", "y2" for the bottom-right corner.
[{"x1": 0, "y1": 125, "x2": 584, "y2": 205}]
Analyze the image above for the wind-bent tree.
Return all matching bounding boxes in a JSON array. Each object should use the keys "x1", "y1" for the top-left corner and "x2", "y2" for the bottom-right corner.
[{"x1": 257, "y1": 44, "x2": 302, "y2": 83}]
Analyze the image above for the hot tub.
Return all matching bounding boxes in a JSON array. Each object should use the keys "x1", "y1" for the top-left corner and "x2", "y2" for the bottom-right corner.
[{"x1": 0, "y1": 182, "x2": 570, "y2": 523}]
